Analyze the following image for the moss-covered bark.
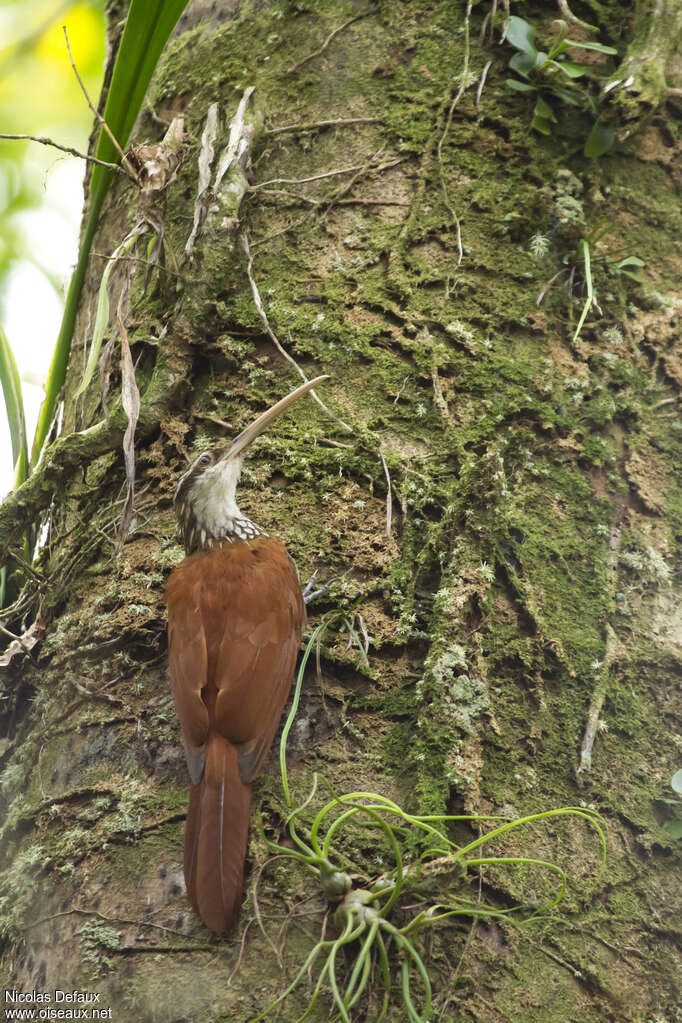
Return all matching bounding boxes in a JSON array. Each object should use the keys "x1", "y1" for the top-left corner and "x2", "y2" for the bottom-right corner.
[
  {"x1": 1, "y1": 2, "x2": 681, "y2": 1020},
  {"x1": 606, "y1": 0, "x2": 682, "y2": 121}
]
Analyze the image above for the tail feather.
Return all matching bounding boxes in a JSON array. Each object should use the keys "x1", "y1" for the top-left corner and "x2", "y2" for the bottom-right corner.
[{"x1": 184, "y1": 733, "x2": 251, "y2": 932}]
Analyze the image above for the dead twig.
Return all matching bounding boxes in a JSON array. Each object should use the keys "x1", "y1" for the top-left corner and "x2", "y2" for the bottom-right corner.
[
  {"x1": 114, "y1": 278, "x2": 141, "y2": 554},
  {"x1": 287, "y1": 14, "x2": 366, "y2": 74},
  {"x1": 70, "y1": 677, "x2": 123, "y2": 706},
  {"x1": 256, "y1": 188, "x2": 320, "y2": 206},
  {"x1": 318, "y1": 438, "x2": 353, "y2": 449},
  {"x1": 267, "y1": 117, "x2": 382, "y2": 135},
  {"x1": 249, "y1": 211, "x2": 312, "y2": 250},
  {"x1": 0, "y1": 620, "x2": 33, "y2": 655},
  {"x1": 325, "y1": 144, "x2": 386, "y2": 214},
  {"x1": 251, "y1": 163, "x2": 367, "y2": 191},
  {"x1": 0, "y1": 546, "x2": 44, "y2": 583},
  {"x1": 521, "y1": 933, "x2": 584, "y2": 980},
  {"x1": 0, "y1": 133, "x2": 124, "y2": 173},
  {"x1": 380, "y1": 451, "x2": 393, "y2": 537},
  {"x1": 577, "y1": 624, "x2": 621, "y2": 774},
  {"x1": 536, "y1": 268, "x2": 569, "y2": 305},
  {"x1": 326, "y1": 154, "x2": 406, "y2": 214},
  {"x1": 356, "y1": 614, "x2": 370, "y2": 654},
  {"x1": 336, "y1": 197, "x2": 409, "y2": 207},
  {"x1": 240, "y1": 232, "x2": 352, "y2": 433},
  {"x1": 498, "y1": 0, "x2": 512, "y2": 43},
  {"x1": 476, "y1": 59, "x2": 493, "y2": 106},
  {"x1": 393, "y1": 376, "x2": 409, "y2": 404},
  {"x1": 191, "y1": 412, "x2": 234, "y2": 429},
  {"x1": 226, "y1": 917, "x2": 256, "y2": 985},
  {"x1": 62, "y1": 25, "x2": 140, "y2": 186},
  {"x1": 257, "y1": 172, "x2": 409, "y2": 212},
  {"x1": 251, "y1": 156, "x2": 408, "y2": 247},
  {"x1": 556, "y1": 0, "x2": 598, "y2": 31},
  {"x1": 254, "y1": 155, "x2": 407, "y2": 194},
  {"x1": 27, "y1": 906, "x2": 193, "y2": 939},
  {"x1": 653, "y1": 397, "x2": 678, "y2": 410},
  {"x1": 102, "y1": 941, "x2": 216, "y2": 954},
  {"x1": 251, "y1": 856, "x2": 287, "y2": 972},
  {"x1": 259, "y1": 191, "x2": 408, "y2": 210},
  {"x1": 480, "y1": 0, "x2": 495, "y2": 45},
  {"x1": 437, "y1": 1, "x2": 473, "y2": 265},
  {"x1": 91, "y1": 249, "x2": 187, "y2": 281},
  {"x1": 0, "y1": 618, "x2": 44, "y2": 667}
]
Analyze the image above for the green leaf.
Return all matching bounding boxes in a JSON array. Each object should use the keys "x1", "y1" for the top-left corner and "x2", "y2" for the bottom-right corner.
[
  {"x1": 75, "y1": 232, "x2": 143, "y2": 399},
  {"x1": 546, "y1": 19, "x2": 569, "y2": 60},
  {"x1": 75, "y1": 269, "x2": 112, "y2": 401},
  {"x1": 557, "y1": 60, "x2": 589, "y2": 78},
  {"x1": 573, "y1": 239, "x2": 593, "y2": 344},
  {"x1": 534, "y1": 96, "x2": 556, "y2": 121},
  {"x1": 586, "y1": 220, "x2": 609, "y2": 246},
  {"x1": 565, "y1": 38, "x2": 618, "y2": 55},
  {"x1": 672, "y1": 769, "x2": 682, "y2": 795},
  {"x1": 531, "y1": 115, "x2": 552, "y2": 135},
  {"x1": 506, "y1": 16, "x2": 537, "y2": 58},
  {"x1": 616, "y1": 256, "x2": 645, "y2": 269},
  {"x1": 584, "y1": 121, "x2": 615, "y2": 158},
  {"x1": 30, "y1": 0, "x2": 191, "y2": 469},
  {"x1": 509, "y1": 51, "x2": 535, "y2": 76},
  {"x1": 0, "y1": 325, "x2": 28, "y2": 488},
  {"x1": 506, "y1": 78, "x2": 537, "y2": 93},
  {"x1": 585, "y1": 91, "x2": 599, "y2": 115},
  {"x1": 549, "y1": 40, "x2": 571, "y2": 58},
  {"x1": 662, "y1": 819, "x2": 682, "y2": 839},
  {"x1": 550, "y1": 84, "x2": 584, "y2": 106}
]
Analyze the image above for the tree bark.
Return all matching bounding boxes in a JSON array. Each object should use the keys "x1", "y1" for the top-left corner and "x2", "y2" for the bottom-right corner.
[
  {"x1": 606, "y1": 0, "x2": 682, "y2": 121},
  {"x1": 2, "y1": 2, "x2": 681, "y2": 1020}
]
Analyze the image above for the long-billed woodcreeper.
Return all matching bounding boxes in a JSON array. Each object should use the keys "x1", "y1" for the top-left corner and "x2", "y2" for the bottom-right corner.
[{"x1": 165, "y1": 376, "x2": 327, "y2": 932}]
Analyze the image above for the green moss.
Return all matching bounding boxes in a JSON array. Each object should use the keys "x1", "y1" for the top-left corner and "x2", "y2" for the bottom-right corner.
[
  {"x1": 79, "y1": 921, "x2": 121, "y2": 978},
  {"x1": 0, "y1": 845, "x2": 50, "y2": 941}
]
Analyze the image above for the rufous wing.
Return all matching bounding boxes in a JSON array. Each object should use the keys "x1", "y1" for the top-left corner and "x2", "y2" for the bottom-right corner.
[
  {"x1": 211, "y1": 539, "x2": 305, "y2": 783},
  {"x1": 166, "y1": 575, "x2": 210, "y2": 784}
]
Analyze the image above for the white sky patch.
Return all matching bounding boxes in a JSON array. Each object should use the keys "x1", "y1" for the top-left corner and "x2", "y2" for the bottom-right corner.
[{"x1": 0, "y1": 157, "x2": 85, "y2": 496}]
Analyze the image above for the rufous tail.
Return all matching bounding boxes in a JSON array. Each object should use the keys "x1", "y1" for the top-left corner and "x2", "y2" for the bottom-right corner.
[{"x1": 184, "y1": 733, "x2": 251, "y2": 932}]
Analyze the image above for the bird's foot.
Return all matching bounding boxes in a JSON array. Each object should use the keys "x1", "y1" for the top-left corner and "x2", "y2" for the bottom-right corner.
[{"x1": 302, "y1": 569, "x2": 330, "y2": 606}]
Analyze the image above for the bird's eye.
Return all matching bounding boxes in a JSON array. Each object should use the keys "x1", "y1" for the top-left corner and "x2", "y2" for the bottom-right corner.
[{"x1": 199, "y1": 453, "x2": 212, "y2": 466}]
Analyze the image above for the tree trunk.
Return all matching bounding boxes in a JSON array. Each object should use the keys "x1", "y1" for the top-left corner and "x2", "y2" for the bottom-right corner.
[{"x1": 2, "y1": 2, "x2": 680, "y2": 1020}]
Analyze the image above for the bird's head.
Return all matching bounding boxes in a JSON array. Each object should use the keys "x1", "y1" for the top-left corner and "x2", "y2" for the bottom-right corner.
[{"x1": 174, "y1": 375, "x2": 328, "y2": 553}]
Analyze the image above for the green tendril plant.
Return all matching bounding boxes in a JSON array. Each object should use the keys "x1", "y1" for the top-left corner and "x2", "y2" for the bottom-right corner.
[{"x1": 251, "y1": 613, "x2": 607, "y2": 1023}]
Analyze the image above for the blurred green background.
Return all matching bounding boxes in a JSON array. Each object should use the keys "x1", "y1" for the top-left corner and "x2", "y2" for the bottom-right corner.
[{"x1": 0, "y1": 0, "x2": 105, "y2": 493}]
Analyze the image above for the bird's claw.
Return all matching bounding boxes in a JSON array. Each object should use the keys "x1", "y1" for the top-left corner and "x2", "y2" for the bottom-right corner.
[{"x1": 302, "y1": 569, "x2": 330, "y2": 606}]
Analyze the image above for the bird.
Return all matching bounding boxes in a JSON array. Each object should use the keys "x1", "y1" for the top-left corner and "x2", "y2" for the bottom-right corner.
[{"x1": 165, "y1": 375, "x2": 328, "y2": 932}]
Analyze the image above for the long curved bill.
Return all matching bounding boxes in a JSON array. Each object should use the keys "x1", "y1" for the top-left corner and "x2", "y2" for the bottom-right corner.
[{"x1": 222, "y1": 375, "x2": 329, "y2": 460}]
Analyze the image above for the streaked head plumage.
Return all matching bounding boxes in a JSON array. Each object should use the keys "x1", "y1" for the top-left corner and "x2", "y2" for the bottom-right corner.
[{"x1": 173, "y1": 375, "x2": 329, "y2": 554}]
